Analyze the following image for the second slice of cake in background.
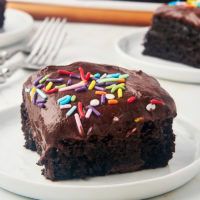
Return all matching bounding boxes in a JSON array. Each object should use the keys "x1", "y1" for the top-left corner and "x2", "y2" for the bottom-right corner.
[{"x1": 143, "y1": 3, "x2": 200, "y2": 68}]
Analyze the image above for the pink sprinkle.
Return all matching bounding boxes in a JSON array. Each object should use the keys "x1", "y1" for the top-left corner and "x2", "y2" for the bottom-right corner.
[
  {"x1": 85, "y1": 108, "x2": 93, "y2": 119},
  {"x1": 74, "y1": 113, "x2": 84, "y2": 136},
  {"x1": 60, "y1": 104, "x2": 72, "y2": 109},
  {"x1": 59, "y1": 82, "x2": 86, "y2": 92}
]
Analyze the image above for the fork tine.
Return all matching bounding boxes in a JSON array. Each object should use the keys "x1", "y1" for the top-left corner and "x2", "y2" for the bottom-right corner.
[
  {"x1": 32, "y1": 18, "x2": 61, "y2": 65},
  {"x1": 45, "y1": 27, "x2": 67, "y2": 65},
  {"x1": 25, "y1": 18, "x2": 56, "y2": 64},
  {"x1": 27, "y1": 17, "x2": 49, "y2": 48},
  {"x1": 38, "y1": 19, "x2": 67, "y2": 66}
]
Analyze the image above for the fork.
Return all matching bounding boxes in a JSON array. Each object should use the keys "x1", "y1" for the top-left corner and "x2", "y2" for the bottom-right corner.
[
  {"x1": 0, "y1": 18, "x2": 67, "y2": 83},
  {"x1": 0, "y1": 17, "x2": 65, "y2": 65}
]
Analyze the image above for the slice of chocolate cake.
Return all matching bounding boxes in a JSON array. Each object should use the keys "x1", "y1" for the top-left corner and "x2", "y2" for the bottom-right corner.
[
  {"x1": 0, "y1": 0, "x2": 6, "y2": 28},
  {"x1": 143, "y1": 3, "x2": 200, "y2": 68},
  {"x1": 21, "y1": 62, "x2": 177, "y2": 181}
]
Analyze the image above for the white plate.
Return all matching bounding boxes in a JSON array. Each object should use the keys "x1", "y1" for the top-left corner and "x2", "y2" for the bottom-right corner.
[
  {"x1": 116, "y1": 28, "x2": 200, "y2": 83},
  {"x1": 0, "y1": 9, "x2": 33, "y2": 47},
  {"x1": 0, "y1": 106, "x2": 200, "y2": 200}
]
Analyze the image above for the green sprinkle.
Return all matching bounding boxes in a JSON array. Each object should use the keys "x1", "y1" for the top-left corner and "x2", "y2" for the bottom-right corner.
[
  {"x1": 66, "y1": 105, "x2": 77, "y2": 117},
  {"x1": 71, "y1": 95, "x2": 76, "y2": 102},
  {"x1": 55, "y1": 84, "x2": 67, "y2": 89},
  {"x1": 119, "y1": 74, "x2": 129, "y2": 79},
  {"x1": 105, "y1": 84, "x2": 116, "y2": 90},
  {"x1": 97, "y1": 78, "x2": 123, "y2": 83},
  {"x1": 111, "y1": 85, "x2": 125, "y2": 93},
  {"x1": 39, "y1": 74, "x2": 50, "y2": 84}
]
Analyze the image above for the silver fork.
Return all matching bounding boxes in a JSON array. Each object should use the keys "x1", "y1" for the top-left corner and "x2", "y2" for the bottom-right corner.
[
  {"x1": 0, "y1": 17, "x2": 49, "y2": 65},
  {"x1": 0, "y1": 18, "x2": 67, "y2": 83}
]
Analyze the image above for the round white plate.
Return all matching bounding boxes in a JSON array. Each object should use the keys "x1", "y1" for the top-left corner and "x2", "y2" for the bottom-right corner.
[
  {"x1": 116, "y1": 28, "x2": 200, "y2": 83},
  {"x1": 0, "y1": 106, "x2": 200, "y2": 200},
  {"x1": 0, "y1": 9, "x2": 33, "y2": 47}
]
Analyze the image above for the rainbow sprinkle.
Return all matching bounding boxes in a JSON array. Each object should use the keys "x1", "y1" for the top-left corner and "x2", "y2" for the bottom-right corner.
[
  {"x1": 60, "y1": 104, "x2": 72, "y2": 109},
  {"x1": 57, "y1": 95, "x2": 69, "y2": 103},
  {"x1": 55, "y1": 84, "x2": 67, "y2": 89},
  {"x1": 36, "y1": 88, "x2": 47, "y2": 99},
  {"x1": 30, "y1": 87, "x2": 37, "y2": 102},
  {"x1": 74, "y1": 113, "x2": 84, "y2": 136},
  {"x1": 25, "y1": 88, "x2": 31, "y2": 93},
  {"x1": 97, "y1": 78, "x2": 124, "y2": 83},
  {"x1": 46, "y1": 81, "x2": 53, "y2": 91},
  {"x1": 118, "y1": 88, "x2": 123, "y2": 98},
  {"x1": 71, "y1": 95, "x2": 77, "y2": 102},
  {"x1": 88, "y1": 80, "x2": 96, "y2": 90},
  {"x1": 106, "y1": 73, "x2": 121, "y2": 78},
  {"x1": 59, "y1": 82, "x2": 86, "y2": 92},
  {"x1": 134, "y1": 117, "x2": 144, "y2": 123},
  {"x1": 111, "y1": 85, "x2": 125, "y2": 93},
  {"x1": 94, "y1": 73, "x2": 101, "y2": 78},
  {"x1": 85, "y1": 108, "x2": 93, "y2": 119},
  {"x1": 108, "y1": 99, "x2": 118, "y2": 105},
  {"x1": 60, "y1": 96, "x2": 71, "y2": 105},
  {"x1": 39, "y1": 74, "x2": 50, "y2": 84},
  {"x1": 66, "y1": 105, "x2": 77, "y2": 117},
  {"x1": 33, "y1": 75, "x2": 44, "y2": 86}
]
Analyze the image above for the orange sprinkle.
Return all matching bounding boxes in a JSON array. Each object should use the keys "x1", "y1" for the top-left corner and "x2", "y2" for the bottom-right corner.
[
  {"x1": 134, "y1": 117, "x2": 144, "y2": 123},
  {"x1": 108, "y1": 99, "x2": 118, "y2": 104},
  {"x1": 95, "y1": 91, "x2": 107, "y2": 95},
  {"x1": 185, "y1": 4, "x2": 194, "y2": 8},
  {"x1": 117, "y1": 79, "x2": 125, "y2": 83}
]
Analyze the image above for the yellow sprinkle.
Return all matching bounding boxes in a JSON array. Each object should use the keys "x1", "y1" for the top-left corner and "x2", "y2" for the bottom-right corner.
[
  {"x1": 118, "y1": 83, "x2": 125, "y2": 87},
  {"x1": 134, "y1": 117, "x2": 144, "y2": 123},
  {"x1": 80, "y1": 80, "x2": 87, "y2": 83},
  {"x1": 88, "y1": 80, "x2": 96, "y2": 90},
  {"x1": 118, "y1": 88, "x2": 123, "y2": 98},
  {"x1": 30, "y1": 87, "x2": 36, "y2": 102},
  {"x1": 46, "y1": 81, "x2": 53, "y2": 91},
  {"x1": 90, "y1": 74, "x2": 94, "y2": 77}
]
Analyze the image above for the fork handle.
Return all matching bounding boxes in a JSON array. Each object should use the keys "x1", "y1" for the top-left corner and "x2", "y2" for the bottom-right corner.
[
  {"x1": 0, "y1": 48, "x2": 23, "y2": 65},
  {"x1": 0, "y1": 62, "x2": 23, "y2": 84}
]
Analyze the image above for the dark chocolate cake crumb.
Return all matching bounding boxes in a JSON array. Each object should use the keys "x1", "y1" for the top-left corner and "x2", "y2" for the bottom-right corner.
[{"x1": 143, "y1": 4, "x2": 200, "y2": 68}]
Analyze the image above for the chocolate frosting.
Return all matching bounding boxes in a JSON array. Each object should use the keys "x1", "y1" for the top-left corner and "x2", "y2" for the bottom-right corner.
[
  {"x1": 155, "y1": 5, "x2": 200, "y2": 28},
  {"x1": 22, "y1": 62, "x2": 177, "y2": 154}
]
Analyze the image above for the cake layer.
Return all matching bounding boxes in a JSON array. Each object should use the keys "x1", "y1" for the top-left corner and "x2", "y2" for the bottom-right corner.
[
  {"x1": 143, "y1": 29, "x2": 200, "y2": 67},
  {"x1": 143, "y1": 4, "x2": 200, "y2": 68},
  {"x1": 21, "y1": 102, "x2": 175, "y2": 180},
  {"x1": 21, "y1": 62, "x2": 177, "y2": 180}
]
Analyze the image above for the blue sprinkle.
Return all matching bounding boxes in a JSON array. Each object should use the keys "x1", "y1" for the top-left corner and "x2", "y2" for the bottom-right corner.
[
  {"x1": 106, "y1": 73, "x2": 121, "y2": 78},
  {"x1": 60, "y1": 96, "x2": 71, "y2": 105},
  {"x1": 57, "y1": 95, "x2": 69, "y2": 103},
  {"x1": 94, "y1": 73, "x2": 101, "y2": 78},
  {"x1": 168, "y1": 1, "x2": 178, "y2": 6}
]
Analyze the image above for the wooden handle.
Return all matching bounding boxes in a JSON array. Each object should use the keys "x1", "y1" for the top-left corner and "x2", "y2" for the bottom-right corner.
[{"x1": 7, "y1": 2, "x2": 153, "y2": 26}]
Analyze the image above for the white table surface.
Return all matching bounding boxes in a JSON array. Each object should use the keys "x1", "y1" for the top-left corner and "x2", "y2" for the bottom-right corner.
[{"x1": 0, "y1": 21, "x2": 200, "y2": 200}]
